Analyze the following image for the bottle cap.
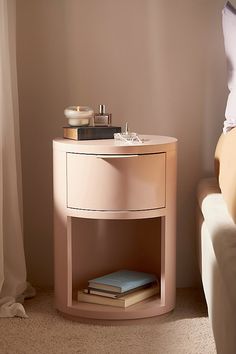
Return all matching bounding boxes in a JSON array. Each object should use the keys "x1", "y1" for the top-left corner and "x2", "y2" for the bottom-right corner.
[{"x1": 99, "y1": 104, "x2": 106, "y2": 114}]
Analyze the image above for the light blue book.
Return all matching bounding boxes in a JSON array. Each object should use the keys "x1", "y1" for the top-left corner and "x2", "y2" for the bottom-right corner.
[{"x1": 88, "y1": 270, "x2": 157, "y2": 293}]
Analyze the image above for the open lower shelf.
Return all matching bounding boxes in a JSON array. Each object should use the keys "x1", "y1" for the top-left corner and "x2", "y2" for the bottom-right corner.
[
  {"x1": 71, "y1": 218, "x2": 162, "y2": 291},
  {"x1": 62, "y1": 295, "x2": 170, "y2": 320},
  {"x1": 67, "y1": 217, "x2": 164, "y2": 320}
]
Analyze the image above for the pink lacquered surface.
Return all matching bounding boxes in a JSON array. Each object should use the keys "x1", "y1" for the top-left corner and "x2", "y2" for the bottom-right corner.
[
  {"x1": 53, "y1": 135, "x2": 177, "y2": 320},
  {"x1": 53, "y1": 135, "x2": 177, "y2": 154},
  {"x1": 67, "y1": 153, "x2": 165, "y2": 211}
]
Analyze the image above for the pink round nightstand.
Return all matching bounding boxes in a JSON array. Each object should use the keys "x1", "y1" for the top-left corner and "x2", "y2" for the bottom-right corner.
[{"x1": 53, "y1": 135, "x2": 177, "y2": 320}]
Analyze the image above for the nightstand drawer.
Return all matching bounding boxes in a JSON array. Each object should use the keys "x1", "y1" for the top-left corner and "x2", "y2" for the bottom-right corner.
[{"x1": 66, "y1": 153, "x2": 165, "y2": 211}]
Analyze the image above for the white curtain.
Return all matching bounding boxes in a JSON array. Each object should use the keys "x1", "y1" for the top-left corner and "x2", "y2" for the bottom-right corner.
[{"x1": 0, "y1": 0, "x2": 29, "y2": 317}]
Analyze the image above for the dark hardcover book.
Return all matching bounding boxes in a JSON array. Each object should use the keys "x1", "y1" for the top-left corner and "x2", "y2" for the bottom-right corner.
[
  {"x1": 63, "y1": 126, "x2": 121, "y2": 140},
  {"x1": 84, "y1": 282, "x2": 158, "y2": 298}
]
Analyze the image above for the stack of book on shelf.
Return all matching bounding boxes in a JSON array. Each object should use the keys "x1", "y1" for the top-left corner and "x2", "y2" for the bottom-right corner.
[{"x1": 77, "y1": 270, "x2": 160, "y2": 308}]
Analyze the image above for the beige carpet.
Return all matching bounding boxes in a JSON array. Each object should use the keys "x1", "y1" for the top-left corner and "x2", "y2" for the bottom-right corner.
[{"x1": 0, "y1": 288, "x2": 216, "y2": 354}]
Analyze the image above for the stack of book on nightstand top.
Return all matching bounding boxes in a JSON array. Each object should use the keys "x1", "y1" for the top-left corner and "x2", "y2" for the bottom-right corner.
[
  {"x1": 77, "y1": 270, "x2": 160, "y2": 308},
  {"x1": 63, "y1": 126, "x2": 121, "y2": 140}
]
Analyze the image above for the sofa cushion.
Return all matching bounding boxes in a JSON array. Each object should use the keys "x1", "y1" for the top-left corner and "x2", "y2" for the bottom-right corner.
[
  {"x1": 215, "y1": 127, "x2": 236, "y2": 223},
  {"x1": 197, "y1": 177, "x2": 236, "y2": 312},
  {"x1": 222, "y1": 1, "x2": 236, "y2": 133}
]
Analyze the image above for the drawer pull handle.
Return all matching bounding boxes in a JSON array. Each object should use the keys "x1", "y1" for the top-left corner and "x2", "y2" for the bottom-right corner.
[{"x1": 96, "y1": 154, "x2": 138, "y2": 159}]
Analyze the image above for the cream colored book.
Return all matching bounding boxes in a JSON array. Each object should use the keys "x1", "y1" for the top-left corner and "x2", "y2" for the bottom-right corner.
[{"x1": 77, "y1": 283, "x2": 159, "y2": 308}]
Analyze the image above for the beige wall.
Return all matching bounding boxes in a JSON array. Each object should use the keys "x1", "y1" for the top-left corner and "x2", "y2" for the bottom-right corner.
[{"x1": 16, "y1": 0, "x2": 228, "y2": 287}]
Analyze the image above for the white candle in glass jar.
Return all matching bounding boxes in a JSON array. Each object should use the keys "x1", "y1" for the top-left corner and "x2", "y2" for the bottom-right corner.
[{"x1": 64, "y1": 106, "x2": 94, "y2": 126}]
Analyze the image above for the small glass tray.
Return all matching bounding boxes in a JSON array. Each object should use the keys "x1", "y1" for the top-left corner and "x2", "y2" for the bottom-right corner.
[{"x1": 114, "y1": 132, "x2": 143, "y2": 144}]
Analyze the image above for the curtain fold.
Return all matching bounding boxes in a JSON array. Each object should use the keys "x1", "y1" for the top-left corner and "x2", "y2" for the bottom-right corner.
[{"x1": 0, "y1": 0, "x2": 29, "y2": 318}]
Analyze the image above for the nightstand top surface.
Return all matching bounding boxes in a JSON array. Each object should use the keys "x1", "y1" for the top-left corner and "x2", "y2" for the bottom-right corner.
[{"x1": 53, "y1": 135, "x2": 177, "y2": 154}]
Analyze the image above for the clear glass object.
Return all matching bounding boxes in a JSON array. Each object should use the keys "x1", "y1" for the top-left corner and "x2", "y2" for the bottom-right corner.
[{"x1": 114, "y1": 122, "x2": 143, "y2": 144}]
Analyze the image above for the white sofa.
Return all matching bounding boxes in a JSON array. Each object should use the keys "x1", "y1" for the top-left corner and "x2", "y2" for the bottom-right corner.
[{"x1": 197, "y1": 129, "x2": 236, "y2": 354}]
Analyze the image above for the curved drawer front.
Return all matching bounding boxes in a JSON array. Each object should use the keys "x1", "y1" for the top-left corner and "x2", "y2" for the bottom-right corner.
[{"x1": 66, "y1": 153, "x2": 165, "y2": 211}]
